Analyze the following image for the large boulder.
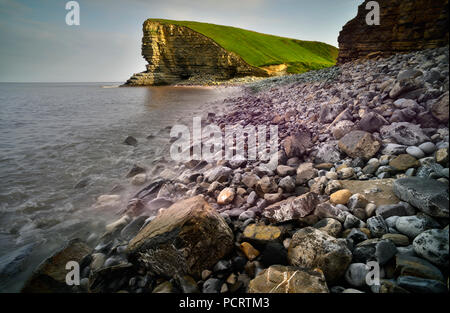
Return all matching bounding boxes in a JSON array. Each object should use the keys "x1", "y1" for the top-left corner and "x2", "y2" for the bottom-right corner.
[
  {"x1": 21, "y1": 239, "x2": 91, "y2": 293},
  {"x1": 431, "y1": 91, "x2": 449, "y2": 123},
  {"x1": 248, "y1": 265, "x2": 329, "y2": 293},
  {"x1": 338, "y1": 130, "x2": 380, "y2": 159},
  {"x1": 287, "y1": 227, "x2": 352, "y2": 283},
  {"x1": 127, "y1": 196, "x2": 234, "y2": 278},
  {"x1": 262, "y1": 193, "x2": 320, "y2": 223},
  {"x1": 393, "y1": 178, "x2": 449, "y2": 218},
  {"x1": 380, "y1": 122, "x2": 430, "y2": 146},
  {"x1": 282, "y1": 131, "x2": 312, "y2": 158}
]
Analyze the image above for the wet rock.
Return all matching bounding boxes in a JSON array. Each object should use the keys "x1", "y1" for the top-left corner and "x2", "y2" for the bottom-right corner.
[
  {"x1": 123, "y1": 136, "x2": 138, "y2": 147},
  {"x1": 127, "y1": 196, "x2": 234, "y2": 278},
  {"x1": 263, "y1": 192, "x2": 320, "y2": 223},
  {"x1": 248, "y1": 265, "x2": 329, "y2": 293},
  {"x1": 288, "y1": 227, "x2": 352, "y2": 283},
  {"x1": 22, "y1": 239, "x2": 91, "y2": 293},
  {"x1": 413, "y1": 228, "x2": 449, "y2": 267},
  {"x1": 397, "y1": 276, "x2": 447, "y2": 293},
  {"x1": 395, "y1": 254, "x2": 444, "y2": 282},
  {"x1": 393, "y1": 177, "x2": 449, "y2": 217},
  {"x1": 338, "y1": 130, "x2": 380, "y2": 159}
]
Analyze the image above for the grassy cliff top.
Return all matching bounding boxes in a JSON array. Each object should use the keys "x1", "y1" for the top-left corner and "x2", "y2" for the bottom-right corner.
[{"x1": 146, "y1": 19, "x2": 338, "y2": 74}]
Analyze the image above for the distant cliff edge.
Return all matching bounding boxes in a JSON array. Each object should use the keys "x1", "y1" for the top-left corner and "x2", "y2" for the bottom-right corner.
[{"x1": 124, "y1": 19, "x2": 338, "y2": 86}]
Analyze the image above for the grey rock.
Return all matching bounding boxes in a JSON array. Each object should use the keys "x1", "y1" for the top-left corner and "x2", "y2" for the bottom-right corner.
[
  {"x1": 380, "y1": 122, "x2": 430, "y2": 146},
  {"x1": 375, "y1": 239, "x2": 397, "y2": 265},
  {"x1": 375, "y1": 202, "x2": 414, "y2": 219},
  {"x1": 413, "y1": 228, "x2": 449, "y2": 267},
  {"x1": 345, "y1": 263, "x2": 369, "y2": 287},
  {"x1": 406, "y1": 146, "x2": 425, "y2": 159},
  {"x1": 393, "y1": 177, "x2": 449, "y2": 217},
  {"x1": 397, "y1": 276, "x2": 447, "y2": 293},
  {"x1": 395, "y1": 215, "x2": 440, "y2": 238},
  {"x1": 367, "y1": 216, "x2": 389, "y2": 237}
]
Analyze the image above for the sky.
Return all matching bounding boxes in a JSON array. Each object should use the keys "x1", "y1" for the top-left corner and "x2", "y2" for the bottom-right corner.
[{"x1": 0, "y1": 0, "x2": 363, "y2": 82}]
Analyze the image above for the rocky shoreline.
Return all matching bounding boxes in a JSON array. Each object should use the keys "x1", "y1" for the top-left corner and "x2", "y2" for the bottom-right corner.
[{"x1": 22, "y1": 46, "x2": 449, "y2": 293}]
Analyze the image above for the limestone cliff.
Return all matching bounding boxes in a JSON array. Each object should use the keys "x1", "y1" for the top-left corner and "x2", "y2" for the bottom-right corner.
[
  {"x1": 338, "y1": 0, "x2": 449, "y2": 63},
  {"x1": 125, "y1": 20, "x2": 268, "y2": 86}
]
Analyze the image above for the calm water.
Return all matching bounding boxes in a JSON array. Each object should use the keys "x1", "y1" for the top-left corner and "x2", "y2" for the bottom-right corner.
[{"x1": 0, "y1": 82, "x2": 238, "y2": 292}]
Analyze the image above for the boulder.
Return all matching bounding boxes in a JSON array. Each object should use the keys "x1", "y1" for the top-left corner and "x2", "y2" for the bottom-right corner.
[
  {"x1": 248, "y1": 265, "x2": 329, "y2": 293},
  {"x1": 22, "y1": 239, "x2": 91, "y2": 293},
  {"x1": 313, "y1": 218, "x2": 342, "y2": 237},
  {"x1": 359, "y1": 112, "x2": 387, "y2": 133},
  {"x1": 395, "y1": 215, "x2": 440, "y2": 238},
  {"x1": 393, "y1": 177, "x2": 449, "y2": 218},
  {"x1": 338, "y1": 130, "x2": 380, "y2": 159},
  {"x1": 431, "y1": 91, "x2": 449, "y2": 123},
  {"x1": 263, "y1": 193, "x2": 320, "y2": 223},
  {"x1": 332, "y1": 120, "x2": 355, "y2": 139},
  {"x1": 282, "y1": 131, "x2": 312, "y2": 158},
  {"x1": 380, "y1": 122, "x2": 430, "y2": 146},
  {"x1": 127, "y1": 196, "x2": 234, "y2": 278},
  {"x1": 288, "y1": 227, "x2": 352, "y2": 283},
  {"x1": 413, "y1": 228, "x2": 449, "y2": 267},
  {"x1": 296, "y1": 162, "x2": 318, "y2": 185}
]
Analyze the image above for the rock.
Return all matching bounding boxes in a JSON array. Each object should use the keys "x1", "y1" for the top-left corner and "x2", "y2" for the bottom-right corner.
[
  {"x1": 380, "y1": 122, "x2": 430, "y2": 146},
  {"x1": 381, "y1": 234, "x2": 410, "y2": 246},
  {"x1": 375, "y1": 239, "x2": 397, "y2": 265},
  {"x1": 123, "y1": 136, "x2": 138, "y2": 146},
  {"x1": 395, "y1": 254, "x2": 444, "y2": 282},
  {"x1": 131, "y1": 173, "x2": 147, "y2": 185},
  {"x1": 276, "y1": 165, "x2": 296, "y2": 177},
  {"x1": 278, "y1": 176, "x2": 296, "y2": 193},
  {"x1": 242, "y1": 224, "x2": 282, "y2": 244},
  {"x1": 120, "y1": 216, "x2": 148, "y2": 240},
  {"x1": 205, "y1": 166, "x2": 232, "y2": 183},
  {"x1": 240, "y1": 242, "x2": 260, "y2": 261},
  {"x1": 88, "y1": 263, "x2": 133, "y2": 293},
  {"x1": 375, "y1": 202, "x2": 414, "y2": 219},
  {"x1": 337, "y1": 167, "x2": 355, "y2": 179},
  {"x1": 367, "y1": 216, "x2": 389, "y2": 237},
  {"x1": 241, "y1": 173, "x2": 260, "y2": 188},
  {"x1": 346, "y1": 229, "x2": 368, "y2": 244},
  {"x1": 320, "y1": 101, "x2": 346, "y2": 123},
  {"x1": 435, "y1": 148, "x2": 449, "y2": 164},
  {"x1": 296, "y1": 162, "x2": 318, "y2": 185},
  {"x1": 395, "y1": 215, "x2": 440, "y2": 238},
  {"x1": 282, "y1": 131, "x2": 312, "y2": 158},
  {"x1": 127, "y1": 196, "x2": 234, "y2": 278},
  {"x1": 332, "y1": 120, "x2": 355, "y2": 139},
  {"x1": 393, "y1": 177, "x2": 449, "y2": 217},
  {"x1": 313, "y1": 218, "x2": 342, "y2": 237},
  {"x1": 217, "y1": 187, "x2": 235, "y2": 205},
  {"x1": 347, "y1": 193, "x2": 368, "y2": 211},
  {"x1": 105, "y1": 215, "x2": 131, "y2": 234},
  {"x1": 248, "y1": 265, "x2": 329, "y2": 293},
  {"x1": 406, "y1": 146, "x2": 425, "y2": 159},
  {"x1": 288, "y1": 227, "x2": 352, "y2": 283},
  {"x1": 22, "y1": 239, "x2": 91, "y2": 293},
  {"x1": 260, "y1": 242, "x2": 288, "y2": 267},
  {"x1": 314, "y1": 141, "x2": 341, "y2": 164},
  {"x1": 255, "y1": 176, "x2": 278, "y2": 196},
  {"x1": 345, "y1": 263, "x2": 370, "y2": 287},
  {"x1": 413, "y1": 229, "x2": 449, "y2": 267},
  {"x1": 359, "y1": 112, "x2": 387, "y2": 133},
  {"x1": 202, "y1": 278, "x2": 222, "y2": 293},
  {"x1": 263, "y1": 192, "x2": 320, "y2": 223},
  {"x1": 344, "y1": 214, "x2": 364, "y2": 229},
  {"x1": 90, "y1": 253, "x2": 106, "y2": 271},
  {"x1": 418, "y1": 142, "x2": 436, "y2": 155},
  {"x1": 382, "y1": 144, "x2": 407, "y2": 155},
  {"x1": 94, "y1": 194, "x2": 121, "y2": 210},
  {"x1": 397, "y1": 276, "x2": 447, "y2": 293},
  {"x1": 330, "y1": 189, "x2": 352, "y2": 205},
  {"x1": 338, "y1": 130, "x2": 380, "y2": 159},
  {"x1": 177, "y1": 275, "x2": 200, "y2": 293},
  {"x1": 389, "y1": 154, "x2": 420, "y2": 171},
  {"x1": 126, "y1": 164, "x2": 146, "y2": 178},
  {"x1": 431, "y1": 91, "x2": 449, "y2": 123},
  {"x1": 339, "y1": 179, "x2": 399, "y2": 206}
]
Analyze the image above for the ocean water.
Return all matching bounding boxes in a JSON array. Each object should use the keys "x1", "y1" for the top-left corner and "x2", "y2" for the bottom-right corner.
[{"x1": 0, "y1": 83, "x2": 237, "y2": 292}]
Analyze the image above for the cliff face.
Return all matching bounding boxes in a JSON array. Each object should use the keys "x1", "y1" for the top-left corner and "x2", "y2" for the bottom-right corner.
[
  {"x1": 338, "y1": 0, "x2": 449, "y2": 63},
  {"x1": 125, "y1": 21, "x2": 268, "y2": 86}
]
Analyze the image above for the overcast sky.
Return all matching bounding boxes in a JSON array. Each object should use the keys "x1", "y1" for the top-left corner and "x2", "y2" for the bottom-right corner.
[{"x1": 0, "y1": 0, "x2": 363, "y2": 82}]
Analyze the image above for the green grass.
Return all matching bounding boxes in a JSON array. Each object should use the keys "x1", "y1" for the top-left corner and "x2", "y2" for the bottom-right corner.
[{"x1": 147, "y1": 19, "x2": 338, "y2": 74}]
